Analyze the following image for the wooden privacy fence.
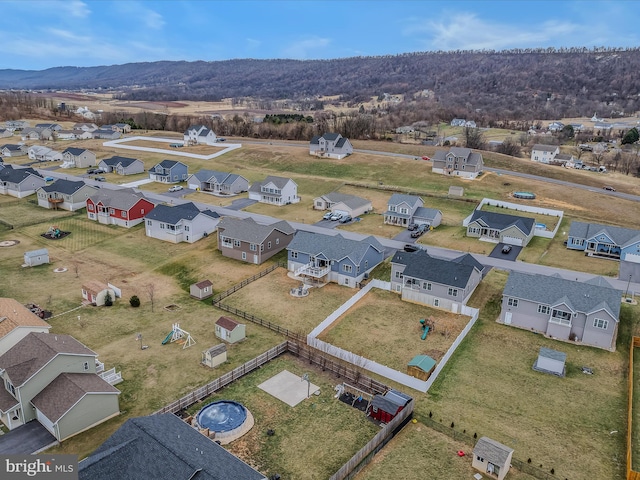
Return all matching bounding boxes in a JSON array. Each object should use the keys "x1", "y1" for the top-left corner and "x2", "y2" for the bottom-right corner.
[
  {"x1": 627, "y1": 336, "x2": 640, "y2": 480},
  {"x1": 211, "y1": 262, "x2": 285, "y2": 304}
]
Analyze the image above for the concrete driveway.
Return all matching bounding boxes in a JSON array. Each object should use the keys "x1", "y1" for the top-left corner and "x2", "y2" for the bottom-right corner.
[
  {"x1": 393, "y1": 228, "x2": 420, "y2": 243},
  {"x1": 313, "y1": 218, "x2": 340, "y2": 229},
  {"x1": 488, "y1": 243, "x2": 522, "y2": 261},
  {"x1": 0, "y1": 421, "x2": 57, "y2": 454},
  {"x1": 227, "y1": 198, "x2": 258, "y2": 211}
]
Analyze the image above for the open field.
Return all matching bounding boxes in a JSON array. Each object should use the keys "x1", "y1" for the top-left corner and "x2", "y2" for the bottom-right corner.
[
  {"x1": 422, "y1": 269, "x2": 639, "y2": 480},
  {"x1": 0, "y1": 199, "x2": 79, "y2": 228},
  {"x1": 318, "y1": 288, "x2": 470, "y2": 371}
]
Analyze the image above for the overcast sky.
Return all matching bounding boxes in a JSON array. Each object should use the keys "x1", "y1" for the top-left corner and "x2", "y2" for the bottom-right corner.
[{"x1": 1, "y1": 0, "x2": 638, "y2": 70}]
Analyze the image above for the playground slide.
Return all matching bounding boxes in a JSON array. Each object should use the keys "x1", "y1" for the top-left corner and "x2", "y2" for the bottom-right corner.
[
  {"x1": 161, "y1": 331, "x2": 173, "y2": 345},
  {"x1": 421, "y1": 326, "x2": 430, "y2": 340}
]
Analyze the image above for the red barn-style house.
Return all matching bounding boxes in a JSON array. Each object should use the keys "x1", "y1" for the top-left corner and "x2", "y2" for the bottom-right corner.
[
  {"x1": 87, "y1": 189, "x2": 155, "y2": 228},
  {"x1": 367, "y1": 389, "x2": 412, "y2": 424}
]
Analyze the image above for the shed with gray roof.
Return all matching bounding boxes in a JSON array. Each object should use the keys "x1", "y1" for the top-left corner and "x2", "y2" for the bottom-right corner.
[
  {"x1": 472, "y1": 436, "x2": 514, "y2": 480},
  {"x1": 23, "y1": 249, "x2": 49, "y2": 267},
  {"x1": 533, "y1": 347, "x2": 566, "y2": 376}
]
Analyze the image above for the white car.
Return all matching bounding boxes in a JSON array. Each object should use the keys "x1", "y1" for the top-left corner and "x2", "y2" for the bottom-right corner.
[{"x1": 168, "y1": 185, "x2": 184, "y2": 192}]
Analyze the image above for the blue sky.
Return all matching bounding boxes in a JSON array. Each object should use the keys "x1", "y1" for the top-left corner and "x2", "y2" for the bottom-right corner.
[{"x1": 1, "y1": 0, "x2": 638, "y2": 70}]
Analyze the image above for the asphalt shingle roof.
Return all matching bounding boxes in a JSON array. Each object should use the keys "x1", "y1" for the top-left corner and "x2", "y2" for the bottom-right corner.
[
  {"x1": 215, "y1": 316, "x2": 242, "y2": 331},
  {"x1": 251, "y1": 175, "x2": 295, "y2": 190},
  {"x1": 387, "y1": 194, "x2": 423, "y2": 208},
  {"x1": 62, "y1": 147, "x2": 88, "y2": 156},
  {"x1": 473, "y1": 437, "x2": 513, "y2": 467},
  {"x1": 569, "y1": 221, "x2": 640, "y2": 248},
  {"x1": 0, "y1": 165, "x2": 42, "y2": 183},
  {"x1": 89, "y1": 190, "x2": 153, "y2": 212},
  {"x1": 0, "y1": 298, "x2": 51, "y2": 338},
  {"x1": 144, "y1": 202, "x2": 219, "y2": 224},
  {"x1": 392, "y1": 250, "x2": 482, "y2": 288},
  {"x1": 287, "y1": 231, "x2": 384, "y2": 265},
  {"x1": 100, "y1": 156, "x2": 140, "y2": 168},
  {"x1": 41, "y1": 179, "x2": 91, "y2": 195},
  {"x1": 321, "y1": 192, "x2": 371, "y2": 210},
  {"x1": 469, "y1": 210, "x2": 535, "y2": 236},
  {"x1": 533, "y1": 144, "x2": 560, "y2": 152},
  {"x1": 217, "y1": 217, "x2": 294, "y2": 243}
]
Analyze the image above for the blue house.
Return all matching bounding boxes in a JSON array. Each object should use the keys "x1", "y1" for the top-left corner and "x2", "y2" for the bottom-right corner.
[
  {"x1": 567, "y1": 221, "x2": 640, "y2": 261},
  {"x1": 148, "y1": 160, "x2": 188, "y2": 184},
  {"x1": 287, "y1": 231, "x2": 385, "y2": 288}
]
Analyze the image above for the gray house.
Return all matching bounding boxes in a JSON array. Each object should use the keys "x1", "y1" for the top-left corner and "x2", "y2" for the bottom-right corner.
[
  {"x1": 186, "y1": 169, "x2": 249, "y2": 194},
  {"x1": 391, "y1": 250, "x2": 484, "y2": 312},
  {"x1": 500, "y1": 272, "x2": 622, "y2": 350},
  {"x1": 432, "y1": 147, "x2": 484, "y2": 179},
  {"x1": 78, "y1": 414, "x2": 266, "y2": 480},
  {"x1": 383, "y1": 194, "x2": 424, "y2": 227},
  {"x1": 313, "y1": 192, "x2": 372, "y2": 218},
  {"x1": 92, "y1": 129, "x2": 121, "y2": 140},
  {"x1": 0, "y1": 165, "x2": 46, "y2": 198},
  {"x1": 217, "y1": 217, "x2": 295, "y2": 264},
  {"x1": 144, "y1": 202, "x2": 220, "y2": 243},
  {"x1": 567, "y1": 221, "x2": 640, "y2": 262},
  {"x1": 466, "y1": 210, "x2": 535, "y2": 246},
  {"x1": 37, "y1": 179, "x2": 98, "y2": 211},
  {"x1": 61, "y1": 147, "x2": 96, "y2": 169},
  {"x1": 248, "y1": 176, "x2": 300, "y2": 206},
  {"x1": 309, "y1": 133, "x2": 353, "y2": 159},
  {"x1": 0, "y1": 144, "x2": 27, "y2": 157},
  {"x1": 287, "y1": 231, "x2": 385, "y2": 288},
  {"x1": 148, "y1": 160, "x2": 188, "y2": 184},
  {"x1": 99, "y1": 156, "x2": 144, "y2": 175},
  {"x1": 0, "y1": 332, "x2": 120, "y2": 439}
]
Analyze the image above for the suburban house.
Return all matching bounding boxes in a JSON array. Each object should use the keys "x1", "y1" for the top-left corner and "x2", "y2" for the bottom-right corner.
[
  {"x1": 28, "y1": 145, "x2": 62, "y2": 162},
  {"x1": 547, "y1": 121, "x2": 565, "y2": 132},
  {"x1": 248, "y1": 176, "x2": 300, "y2": 206},
  {"x1": 567, "y1": 221, "x2": 640, "y2": 262},
  {"x1": 78, "y1": 414, "x2": 267, "y2": 480},
  {"x1": 309, "y1": 132, "x2": 353, "y2": 159},
  {"x1": 61, "y1": 147, "x2": 96, "y2": 169},
  {"x1": 0, "y1": 128, "x2": 12, "y2": 138},
  {"x1": 55, "y1": 130, "x2": 78, "y2": 140},
  {"x1": 23, "y1": 249, "x2": 49, "y2": 267},
  {"x1": 0, "y1": 332, "x2": 121, "y2": 439},
  {"x1": 86, "y1": 189, "x2": 155, "y2": 228},
  {"x1": 0, "y1": 165, "x2": 46, "y2": 198},
  {"x1": 313, "y1": 192, "x2": 372, "y2": 218},
  {"x1": 0, "y1": 298, "x2": 51, "y2": 356},
  {"x1": 5, "y1": 120, "x2": 30, "y2": 131},
  {"x1": 37, "y1": 179, "x2": 98, "y2": 211},
  {"x1": 367, "y1": 389, "x2": 412, "y2": 424},
  {"x1": 287, "y1": 231, "x2": 385, "y2": 288},
  {"x1": 472, "y1": 437, "x2": 514, "y2": 480},
  {"x1": 530, "y1": 144, "x2": 560, "y2": 163},
  {"x1": 144, "y1": 202, "x2": 220, "y2": 243},
  {"x1": 73, "y1": 123, "x2": 98, "y2": 132},
  {"x1": 554, "y1": 153, "x2": 575, "y2": 165},
  {"x1": 0, "y1": 144, "x2": 28, "y2": 157},
  {"x1": 186, "y1": 169, "x2": 249, "y2": 194},
  {"x1": 431, "y1": 147, "x2": 484, "y2": 179},
  {"x1": 35, "y1": 123, "x2": 62, "y2": 131},
  {"x1": 98, "y1": 156, "x2": 145, "y2": 175},
  {"x1": 391, "y1": 250, "x2": 484, "y2": 312},
  {"x1": 92, "y1": 129, "x2": 121, "y2": 140},
  {"x1": 148, "y1": 160, "x2": 188, "y2": 184},
  {"x1": 466, "y1": 210, "x2": 535, "y2": 246},
  {"x1": 217, "y1": 217, "x2": 295, "y2": 264},
  {"x1": 82, "y1": 281, "x2": 116, "y2": 306},
  {"x1": 384, "y1": 194, "x2": 442, "y2": 228},
  {"x1": 451, "y1": 118, "x2": 476, "y2": 127},
  {"x1": 500, "y1": 272, "x2": 622, "y2": 350},
  {"x1": 112, "y1": 123, "x2": 132, "y2": 134},
  {"x1": 190, "y1": 280, "x2": 213, "y2": 300},
  {"x1": 215, "y1": 316, "x2": 246, "y2": 344},
  {"x1": 184, "y1": 125, "x2": 217, "y2": 145},
  {"x1": 21, "y1": 127, "x2": 53, "y2": 141}
]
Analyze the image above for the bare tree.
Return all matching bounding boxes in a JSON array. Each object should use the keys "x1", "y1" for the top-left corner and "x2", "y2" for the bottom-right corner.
[
  {"x1": 72, "y1": 261, "x2": 79, "y2": 278},
  {"x1": 464, "y1": 127, "x2": 485, "y2": 150},
  {"x1": 146, "y1": 283, "x2": 156, "y2": 312}
]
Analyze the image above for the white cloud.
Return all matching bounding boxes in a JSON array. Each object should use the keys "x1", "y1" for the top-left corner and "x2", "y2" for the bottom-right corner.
[
  {"x1": 65, "y1": 0, "x2": 91, "y2": 18},
  {"x1": 113, "y1": 1, "x2": 165, "y2": 30},
  {"x1": 246, "y1": 38, "x2": 261, "y2": 49},
  {"x1": 145, "y1": 10, "x2": 165, "y2": 30},
  {"x1": 282, "y1": 36, "x2": 331, "y2": 59}
]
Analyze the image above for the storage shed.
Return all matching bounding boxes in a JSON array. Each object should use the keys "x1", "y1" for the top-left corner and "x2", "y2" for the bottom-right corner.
[
  {"x1": 23, "y1": 249, "x2": 49, "y2": 267},
  {"x1": 533, "y1": 347, "x2": 566, "y2": 377},
  {"x1": 215, "y1": 316, "x2": 246, "y2": 344},
  {"x1": 472, "y1": 436, "x2": 514, "y2": 480},
  {"x1": 448, "y1": 186, "x2": 464, "y2": 197},
  {"x1": 201, "y1": 343, "x2": 227, "y2": 368},
  {"x1": 407, "y1": 354, "x2": 436, "y2": 381},
  {"x1": 82, "y1": 281, "x2": 116, "y2": 307},
  {"x1": 367, "y1": 389, "x2": 412, "y2": 424},
  {"x1": 190, "y1": 279, "x2": 213, "y2": 300}
]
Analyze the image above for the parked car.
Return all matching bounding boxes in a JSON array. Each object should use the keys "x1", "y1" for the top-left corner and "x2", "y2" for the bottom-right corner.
[
  {"x1": 44, "y1": 176, "x2": 54, "y2": 182},
  {"x1": 87, "y1": 168, "x2": 99, "y2": 174},
  {"x1": 339, "y1": 215, "x2": 352, "y2": 224},
  {"x1": 329, "y1": 212, "x2": 343, "y2": 221},
  {"x1": 407, "y1": 223, "x2": 418, "y2": 231},
  {"x1": 322, "y1": 211, "x2": 333, "y2": 220},
  {"x1": 94, "y1": 176, "x2": 106, "y2": 182},
  {"x1": 501, "y1": 245, "x2": 512, "y2": 254},
  {"x1": 411, "y1": 224, "x2": 427, "y2": 238},
  {"x1": 603, "y1": 186, "x2": 615, "y2": 191},
  {"x1": 168, "y1": 185, "x2": 184, "y2": 192},
  {"x1": 403, "y1": 244, "x2": 419, "y2": 252},
  {"x1": 422, "y1": 156, "x2": 431, "y2": 161}
]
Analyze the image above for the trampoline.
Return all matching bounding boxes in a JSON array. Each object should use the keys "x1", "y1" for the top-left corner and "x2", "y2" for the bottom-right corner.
[
  {"x1": 513, "y1": 192, "x2": 536, "y2": 199},
  {"x1": 195, "y1": 401, "x2": 250, "y2": 442}
]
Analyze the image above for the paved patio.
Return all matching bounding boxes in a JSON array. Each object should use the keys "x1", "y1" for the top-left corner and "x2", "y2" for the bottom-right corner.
[{"x1": 258, "y1": 370, "x2": 319, "y2": 407}]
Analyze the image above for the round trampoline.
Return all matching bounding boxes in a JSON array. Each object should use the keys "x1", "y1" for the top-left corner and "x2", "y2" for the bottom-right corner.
[
  {"x1": 195, "y1": 401, "x2": 252, "y2": 443},
  {"x1": 513, "y1": 191, "x2": 536, "y2": 199}
]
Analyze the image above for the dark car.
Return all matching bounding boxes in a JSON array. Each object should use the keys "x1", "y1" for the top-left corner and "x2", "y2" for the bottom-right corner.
[
  {"x1": 410, "y1": 224, "x2": 428, "y2": 238},
  {"x1": 94, "y1": 176, "x2": 106, "y2": 182},
  {"x1": 407, "y1": 223, "x2": 418, "y2": 231},
  {"x1": 603, "y1": 186, "x2": 615, "y2": 192},
  {"x1": 403, "y1": 244, "x2": 419, "y2": 252},
  {"x1": 87, "y1": 168, "x2": 98, "y2": 174},
  {"x1": 501, "y1": 245, "x2": 512, "y2": 254},
  {"x1": 339, "y1": 215, "x2": 352, "y2": 224}
]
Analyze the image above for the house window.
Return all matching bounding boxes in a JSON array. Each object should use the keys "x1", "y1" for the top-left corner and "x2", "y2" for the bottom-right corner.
[
  {"x1": 477, "y1": 456, "x2": 484, "y2": 462},
  {"x1": 434, "y1": 299, "x2": 440, "y2": 307},
  {"x1": 291, "y1": 251, "x2": 298, "y2": 259},
  {"x1": 448, "y1": 288, "x2": 458, "y2": 297},
  {"x1": 185, "y1": 226, "x2": 189, "y2": 232},
  {"x1": 88, "y1": 204, "x2": 94, "y2": 211},
  {"x1": 343, "y1": 264, "x2": 353, "y2": 273},
  {"x1": 389, "y1": 206, "x2": 396, "y2": 212},
  {"x1": 242, "y1": 252, "x2": 247, "y2": 260},
  {"x1": 507, "y1": 298, "x2": 518, "y2": 307},
  {"x1": 160, "y1": 224, "x2": 165, "y2": 229},
  {"x1": 234, "y1": 239, "x2": 241, "y2": 247},
  {"x1": 147, "y1": 220, "x2": 152, "y2": 226},
  {"x1": 5, "y1": 380, "x2": 15, "y2": 396},
  {"x1": 260, "y1": 244, "x2": 264, "y2": 252},
  {"x1": 121, "y1": 211, "x2": 127, "y2": 218},
  {"x1": 593, "y1": 318, "x2": 608, "y2": 329},
  {"x1": 538, "y1": 305, "x2": 550, "y2": 315},
  {"x1": 83, "y1": 361, "x2": 89, "y2": 371},
  {"x1": 250, "y1": 244, "x2": 257, "y2": 251},
  {"x1": 551, "y1": 309, "x2": 572, "y2": 326},
  {"x1": 268, "y1": 241, "x2": 272, "y2": 249},
  {"x1": 395, "y1": 271, "x2": 403, "y2": 279},
  {"x1": 423, "y1": 282, "x2": 432, "y2": 290},
  {"x1": 396, "y1": 285, "x2": 401, "y2": 292},
  {"x1": 110, "y1": 208, "x2": 115, "y2": 215}
]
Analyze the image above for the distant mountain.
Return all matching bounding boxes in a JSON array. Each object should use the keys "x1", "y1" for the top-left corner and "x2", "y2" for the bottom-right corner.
[{"x1": 2, "y1": 48, "x2": 640, "y2": 120}]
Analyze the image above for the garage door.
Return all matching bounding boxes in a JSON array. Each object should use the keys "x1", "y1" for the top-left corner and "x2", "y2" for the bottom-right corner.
[
  {"x1": 625, "y1": 253, "x2": 640, "y2": 264},
  {"x1": 332, "y1": 209, "x2": 349, "y2": 216},
  {"x1": 502, "y1": 236, "x2": 523, "y2": 246}
]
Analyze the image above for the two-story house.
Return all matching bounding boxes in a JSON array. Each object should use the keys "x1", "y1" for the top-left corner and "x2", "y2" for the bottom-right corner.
[
  {"x1": 465, "y1": 210, "x2": 535, "y2": 246},
  {"x1": 383, "y1": 194, "x2": 436, "y2": 227},
  {"x1": 217, "y1": 217, "x2": 295, "y2": 264},
  {"x1": 0, "y1": 332, "x2": 120, "y2": 439},
  {"x1": 0, "y1": 165, "x2": 46, "y2": 198},
  {"x1": 144, "y1": 202, "x2": 220, "y2": 243},
  {"x1": 432, "y1": 147, "x2": 484, "y2": 179},
  {"x1": 248, "y1": 176, "x2": 300, "y2": 206},
  {"x1": 391, "y1": 250, "x2": 484, "y2": 312},
  {"x1": 98, "y1": 156, "x2": 144, "y2": 175},
  {"x1": 37, "y1": 179, "x2": 98, "y2": 211},
  {"x1": 186, "y1": 169, "x2": 249, "y2": 194},
  {"x1": 148, "y1": 160, "x2": 188, "y2": 184},
  {"x1": 567, "y1": 221, "x2": 640, "y2": 261},
  {"x1": 530, "y1": 144, "x2": 560, "y2": 164},
  {"x1": 183, "y1": 125, "x2": 217, "y2": 145},
  {"x1": 61, "y1": 148, "x2": 97, "y2": 169},
  {"x1": 287, "y1": 231, "x2": 384, "y2": 288},
  {"x1": 87, "y1": 189, "x2": 156, "y2": 228},
  {"x1": 500, "y1": 272, "x2": 621, "y2": 350},
  {"x1": 309, "y1": 133, "x2": 353, "y2": 159},
  {"x1": 0, "y1": 298, "x2": 51, "y2": 356}
]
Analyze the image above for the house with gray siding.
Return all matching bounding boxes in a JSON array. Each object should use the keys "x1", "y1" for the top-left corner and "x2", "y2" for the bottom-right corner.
[
  {"x1": 500, "y1": 272, "x2": 622, "y2": 350},
  {"x1": 99, "y1": 156, "x2": 144, "y2": 175},
  {"x1": 309, "y1": 133, "x2": 353, "y2": 159},
  {"x1": 432, "y1": 147, "x2": 484, "y2": 179},
  {"x1": 217, "y1": 217, "x2": 295, "y2": 264},
  {"x1": 391, "y1": 250, "x2": 484, "y2": 313},
  {"x1": 61, "y1": 147, "x2": 96, "y2": 169},
  {"x1": 567, "y1": 221, "x2": 640, "y2": 262},
  {"x1": 313, "y1": 192, "x2": 372, "y2": 218},
  {"x1": 183, "y1": 125, "x2": 217, "y2": 145},
  {"x1": 144, "y1": 202, "x2": 220, "y2": 243},
  {"x1": 249, "y1": 176, "x2": 300, "y2": 206},
  {"x1": 0, "y1": 144, "x2": 27, "y2": 157},
  {"x1": 148, "y1": 160, "x2": 188, "y2": 184},
  {"x1": 0, "y1": 332, "x2": 120, "y2": 439},
  {"x1": 0, "y1": 165, "x2": 46, "y2": 198},
  {"x1": 186, "y1": 169, "x2": 249, "y2": 194},
  {"x1": 384, "y1": 194, "x2": 424, "y2": 227},
  {"x1": 37, "y1": 179, "x2": 98, "y2": 211},
  {"x1": 287, "y1": 231, "x2": 385, "y2": 288},
  {"x1": 466, "y1": 210, "x2": 535, "y2": 246}
]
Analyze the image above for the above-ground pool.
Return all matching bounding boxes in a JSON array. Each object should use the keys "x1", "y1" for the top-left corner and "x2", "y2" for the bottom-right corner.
[
  {"x1": 513, "y1": 191, "x2": 536, "y2": 199},
  {"x1": 536, "y1": 223, "x2": 546, "y2": 230},
  {"x1": 195, "y1": 401, "x2": 252, "y2": 442}
]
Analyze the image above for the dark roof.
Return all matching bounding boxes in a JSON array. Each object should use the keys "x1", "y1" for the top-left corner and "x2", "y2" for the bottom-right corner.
[
  {"x1": 144, "y1": 202, "x2": 219, "y2": 224},
  {"x1": 413, "y1": 207, "x2": 441, "y2": 221},
  {"x1": 538, "y1": 347, "x2": 566, "y2": 362},
  {"x1": 288, "y1": 231, "x2": 384, "y2": 265},
  {"x1": 251, "y1": 175, "x2": 295, "y2": 190},
  {"x1": 469, "y1": 210, "x2": 535, "y2": 236},
  {"x1": 31, "y1": 373, "x2": 120, "y2": 423},
  {"x1": 387, "y1": 193, "x2": 423, "y2": 208},
  {"x1": 0, "y1": 165, "x2": 42, "y2": 183},
  {"x1": 0, "y1": 332, "x2": 96, "y2": 387},
  {"x1": 320, "y1": 192, "x2": 371, "y2": 210},
  {"x1": 568, "y1": 221, "x2": 640, "y2": 248},
  {"x1": 392, "y1": 250, "x2": 482, "y2": 288},
  {"x1": 153, "y1": 159, "x2": 185, "y2": 170},
  {"x1": 533, "y1": 144, "x2": 559, "y2": 152},
  {"x1": 215, "y1": 316, "x2": 242, "y2": 331},
  {"x1": 473, "y1": 437, "x2": 513, "y2": 467},
  {"x1": 321, "y1": 132, "x2": 341, "y2": 141},
  {"x1": 89, "y1": 190, "x2": 153, "y2": 211},
  {"x1": 217, "y1": 217, "x2": 294, "y2": 243},
  {"x1": 78, "y1": 414, "x2": 266, "y2": 480},
  {"x1": 62, "y1": 147, "x2": 89, "y2": 156},
  {"x1": 370, "y1": 389, "x2": 411, "y2": 415},
  {"x1": 1, "y1": 144, "x2": 24, "y2": 151},
  {"x1": 335, "y1": 137, "x2": 349, "y2": 148},
  {"x1": 100, "y1": 156, "x2": 140, "y2": 168},
  {"x1": 41, "y1": 179, "x2": 90, "y2": 195},
  {"x1": 195, "y1": 279, "x2": 213, "y2": 289}
]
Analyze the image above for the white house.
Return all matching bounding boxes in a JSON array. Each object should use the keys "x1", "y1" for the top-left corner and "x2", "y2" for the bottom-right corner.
[{"x1": 248, "y1": 176, "x2": 300, "y2": 206}]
